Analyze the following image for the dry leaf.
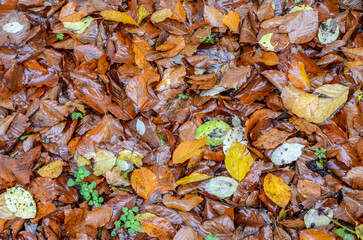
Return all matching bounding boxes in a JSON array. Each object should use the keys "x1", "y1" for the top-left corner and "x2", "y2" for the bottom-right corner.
[
  {"x1": 263, "y1": 173, "x2": 291, "y2": 208},
  {"x1": 172, "y1": 136, "x2": 207, "y2": 164},
  {"x1": 37, "y1": 160, "x2": 65, "y2": 178},
  {"x1": 281, "y1": 84, "x2": 349, "y2": 123},
  {"x1": 225, "y1": 142, "x2": 254, "y2": 181}
]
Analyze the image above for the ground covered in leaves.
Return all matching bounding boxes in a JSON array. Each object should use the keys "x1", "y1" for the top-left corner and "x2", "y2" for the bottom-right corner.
[{"x1": 0, "y1": 0, "x2": 362, "y2": 239}]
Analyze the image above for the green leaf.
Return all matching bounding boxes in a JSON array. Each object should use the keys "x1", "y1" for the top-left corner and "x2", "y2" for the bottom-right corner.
[
  {"x1": 123, "y1": 207, "x2": 128, "y2": 214},
  {"x1": 125, "y1": 221, "x2": 131, "y2": 228},
  {"x1": 19, "y1": 134, "x2": 29, "y2": 140},
  {"x1": 111, "y1": 230, "x2": 116, "y2": 237},
  {"x1": 128, "y1": 228, "x2": 135, "y2": 235},
  {"x1": 67, "y1": 179, "x2": 76, "y2": 187},
  {"x1": 56, "y1": 33, "x2": 64, "y2": 40},
  {"x1": 134, "y1": 221, "x2": 140, "y2": 227},
  {"x1": 121, "y1": 215, "x2": 126, "y2": 221},
  {"x1": 115, "y1": 220, "x2": 121, "y2": 228},
  {"x1": 335, "y1": 228, "x2": 346, "y2": 237},
  {"x1": 196, "y1": 120, "x2": 231, "y2": 147},
  {"x1": 132, "y1": 207, "x2": 139, "y2": 213},
  {"x1": 63, "y1": 16, "x2": 94, "y2": 34},
  {"x1": 343, "y1": 234, "x2": 355, "y2": 240},
  {"x1": 89, "y1": 200, "x2": 94, "y2": 205},
  {"x1": 72, "y1": 112, "x2": 85, "y2": 120}
]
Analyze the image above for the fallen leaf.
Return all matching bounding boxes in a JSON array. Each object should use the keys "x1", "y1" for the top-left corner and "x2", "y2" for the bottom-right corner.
[
  {"x1": 218, "y1": 66, "x2": 251, "y2": 89},
  {"x1": 133, "y1": 36, "x2": 153, "y2": 69},
  {"x1": 223, "y1": 126, "x2": 248, "y2": 154},
  {"x1": 0, "y1": 192, "x2": 15, "y2": 220},
  {"x1": 205, "y1": 176, "x2": 238, "y2": 199},
  {"x1": 151, "y1": 9, "x2": 173, "y2": 23},
  {"x1": 271, "y1": 143, "x2": 305, "y2": 166},
  {"x1": 259, "y1": 33, "x2": 277, "y2": 51},
  {"x1": 304, "y1": 207, "x2": 333, "y2": 228},
  {"x1": 172, "y1": 136, "x2": 207, "y2": 164},
  {"x1": 162, "y1": 194, "x2": 203, "y2": 211},
  {"x1": 195, "y1": 120, "x2": 231, "y2": 147},
  {"x1": 63, "y1": 16, "x2": 94, "y2": 34},
  {"x1": 288, "y1": 62, "x2": 311, "y2": 91},
  {"x1": 263, "y1": 173, "x2": 291, "y2": 208},
  {"x1": 5, "y1": 187, "x2": 36, "y2": 219},
  {"x1": 299, "y1": 229, "x2": 336, "y2": 240},
  {"x1": 88, "y1": 149, "x2": 116, "y2": 176},
  {"x1": 223, "y1": 10, "x2": 240, "y2": 32},
  {"x1": 131, "y1": 167, "x2": 158, "y2": 200},
  {"x1": 318, "y1": 18, "x2": 340, "y2": 44},
  {"x1": 225, "y1": 142, "x2": 254, "y2": 181},
  {"x1": 140, "y1": 216, "x2": 176, "y2": 240},
  {"x1": 281, "y1": 84, "x2": 349, "y2": 123},
  {"x1": 174, "y1": 173, "x2": 212, "y2": 188},
  {"x1": 254, "y1": 128, "x2": 291, "y2": 149},
  {"x1": 137, "y1": 5, "x2": 150, "y2": 24},
  {"x1": 30, "y1": 201, "x2": 57, "y2": 223},
  {"x1": 37, "y1": 160, "x2": 65, "y2": 178},
  {"x1": 101, "y1": 10, "x2": 138, "y2": 25},
  {"x1": 85, "y1": 206, "x2": 113, "y2": 228},
  {"x1": 117, "y1": 150, "x2": 144, "y2": 168}
]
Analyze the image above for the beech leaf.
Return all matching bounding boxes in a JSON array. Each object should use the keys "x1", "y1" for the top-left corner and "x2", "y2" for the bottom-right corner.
[
  {"x1": 5, "y1": 187, "x2": 36, "y2": 219},
  {"x1": 225, "y1": 142, "x2": 254, "y2": 181},
  {"x1": 174, "y1": 173, "x2": 212, "y2": 188},
  {"x1": 101, "y1": 10, "x2": 138, "y2": 25},
  {"x1": 205, "y1": 176, "x2": 238, "y2": 198},
  {"x1": 263, "y1": 173, "x2": 291, "y2": 208},
  {"x1": 37, "y1": 160, "x2": 65, "y2": 178},
  {"x1": 172, "y1": 136, "x2": 207, "y2": 164}
]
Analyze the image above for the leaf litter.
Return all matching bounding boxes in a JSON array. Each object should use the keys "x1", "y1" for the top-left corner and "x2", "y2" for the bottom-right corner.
[{"x1": 0, "y1": 0, "x2": 362, "y2": 239}]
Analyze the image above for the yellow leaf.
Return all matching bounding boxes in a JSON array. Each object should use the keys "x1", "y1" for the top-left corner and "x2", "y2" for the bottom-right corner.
[
  {"x1": 150, "y1": 9, "x2": 173, "y2": 23},
  {"x1": 133, "y1": 36, "x2": 152, "y2": 69},
  {"x1": 281, "y1": 84, "x2": 349, "y2": 123},
  {"x1": 137, "y1": 5, "x2": 150, "y2": 24},
  {"x1": 75, "y1": 152, "x2": 91, "y2": 166},
  {"x1": 263, "y1": 173, "x2": 291, "y2": 208},
  {"x1": 37, "y1": 160, "x2": 65, "y2": 178},
  {"x1": 222, "y1": 10, "x2": 240, "y2": 32},
  {"x1": 101, "y1": 10, "x2": 138, "y2": 25},
  {"x1": 91, "y1": 149, "x2": 116, "y2": 176},
  {"x1": 117, "y1": 150, "x2": 144, "y2": 168},
  {"x1": 172, "y1": 136, "x2": 207, "y2": 164},
  {"x1": 174, "y1": 173, "x2": 211, "y2": 188},
  {"x1": 225, "y1": 142, "x2": 254, "y2": 181}
]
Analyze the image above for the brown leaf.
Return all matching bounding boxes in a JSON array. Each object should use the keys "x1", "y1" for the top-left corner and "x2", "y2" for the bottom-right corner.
[
  {"x1": 173, "y1": 226, "x2": 198, "y2": 240},
  {"x1": 133, "y1": 36, "x2": 153, "y2": 69},
  {"x1": 85, "y1": 206, "x2": 113, "y2": 228},
  {"x1": 235, "y1": 208, "x2": 265, "y2": 227},
  {"x1": 140, "y1": 216, "x2": 176, "y2": 240},
  {"x1": 162, "y1": 194, "x2": 203, "y2": 211},
  {"x1": 30, "y1": 201, "x2": 57, "y2": 224},
  {"x1": 219, "y1": 66, "x2": 251, "y2": 89},
  {"x1": 156, "y1": 65, "x2": 186, "y2": 92},
  {"x1": 254, "y1": 128, "x2": 291, "y2": 149},
  {"x1": 203, "y1": 5, "x2": 225, "y2": 30},
  {"x1": 288, "y1": 61, "x2": 311, "y2": 91}
]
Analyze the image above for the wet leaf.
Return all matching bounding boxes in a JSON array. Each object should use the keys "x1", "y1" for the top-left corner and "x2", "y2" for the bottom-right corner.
[
  {"x1": 0, "y1": 192, "x2": 15, "y2": 220},
  {"x1": 223, "y1": 10, "x2": 240, "y2": 32},
  {"x1": 151, "y1": 9, "x2": 173, "y2": 23},
  {"x1": 137, "y1": 5, "x2": 150, "y2": 24},
  {"x1": 101, "y1": 10, "x2": 138, "y2": 25},
  {"x1": 140, "y1": 216, "x2": 176, "y2": 240},
  {"x1": 205, "y1": 176, "x2": 238, "y2": 199},
  {"x1": 225, "y1": 142, "x2": 254, "y2": 181},
  {"x1": 263, "y1": 173, "x2": 291, "y2": 208},
  {"x1": 254, "y1": 128, "x2": 291, "y2": 150},
  {"x1": 133, "y1": 36, "x2": 153, "y2": 69},
  {"x1": 85, "y1": 206, "x2": 113, "y2": 228},
  {"x1": 173, "y1": 136, "x2": 207, "y2": 164},
  {"x1": 174, "y1": 173, "x2": 212, "y2": 188},
  {"x1": 2, "y1": 22, "x2": 24, "y2": 33},
  {"x1": 63, "y1": 16, "x2": 94, "y2": 34},
  {"x1": 259, "y1": 33, "x2": 277, "y2": 51},
  {"x1": 162, "y1": 194, "x2": 203, "y2": 211},
  {"x1": 117, "y1": 150, "x2": 144, "y2": 168},
  {"x1": 281, "y1": 84, "x2": 349, "y2": 123},
  {"x1": 195, "y1": 120, "x2": 231, "y2": 147},
  {"x1": 5, "y1": 187, "x2": 36, "y2": 219},
  {"x1": 304, "y1": 207, "x2": 333, "y2": 228},
  {"x1": 37, "y1": 160, "x2": 65, "y2": 178},
  {"x1": 288, "y1": 62, "x2": 311, "y2": 91},
  {"x1": 271, "y1": 143, "x2": 305, "y2": 166},
  {"x1": 299, "y1": 229, "x2": 336, "y2": 240},
  {"x1": 318, "y1": 18, "x2": 340, "y2": 44},
  {"x1": 223, "y1": 126, "x2": 248, "y2": 154},
  {"x1": 88, "y1": 149, "x2": 116, "y2": 176}
]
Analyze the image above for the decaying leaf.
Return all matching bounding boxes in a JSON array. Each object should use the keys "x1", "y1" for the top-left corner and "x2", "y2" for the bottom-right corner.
[
  {"x1": 304, "y1": 207, "x2": 333, "y2": 229},
  {"x1": 288, "y1": 61, "x2": 311, "y2": 91},
  {"x1": 140, "y1": 216, "x2": 176, "y2": 239},
  {"x1": 5, "y1": 187, "x2": 36, "y2": 219},
  {"x1": 318, "y1": 18, "x2": 340, "y2": 44},
  {"x1": 117, "y1": 150, "x2": 144, "y2": 168},
  {"x1": 2, "y1": 22, "x2": 24, "y2": 33},
  {"x1": 37, "y1": 160, "x2": 65, "y2": 178},
  {"x1": 87, "y1": 149, "x2": 116, "y2": 176},
  {"x1": 263, "y1": 173, "x2": 291, "y2": 208},
  {"x1": 222, "y1": 10, "x2": 240, "y2": 32},
  {"x1": 225, "y1": 142, "x2": 254, "y2": 181},
  {"x1": 63, "y1": 16, "x2": 94, "y2": 34},
  {"x1": 271, "y1": 143, "x2": 305, "y2": 166},
  {"x1": 195, "y1": 120, "x2": 231, "y2": 147},
  {"x1": 299, "y1": 229, "x2": 336, "y2": 240},
  {"x1": 205, "y1": 176, "x2": 238, "y2": 198},
  {"x1": 223, "y1": 126, "x2": 248, "y2": 154},
  {"x1": 259, "y1": 33, "x2": 277, "y2": 51},
  {"x1": 281, "y1": 84, "x2": 349, "y2": 123}
]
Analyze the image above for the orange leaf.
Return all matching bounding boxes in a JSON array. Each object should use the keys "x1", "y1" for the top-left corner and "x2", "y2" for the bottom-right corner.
[
  {"x1": 299, "y1": 229, "x2": 336, "y2": 240},
  {"x1": 140, "y1": 216, "x2": 176, "y2": 240},
  {"x1": 30, "y1": 201, "x2": 57, "y2": 223},
  {"x1": 131, "y1": 167, "x2": 158, "y2": 200},
  {"x1": 263, "y1": 173, "x2": 291, "y2": 208},
  {"x1": 288, "y1": 61, "x2": 311, "y2": 91},
  {"x1": 170, "y1": 0, "x2": 186, "y2": 23},
  {"x1": 133, "y1": 36, "x2": 153, "y2": 69},
  {"x1": 101, "y1": 10, "x2": 138, "y2": 25},
  {"x1": 172, "y1": 136, "x2": 207, "y2": 164},
  {"x1": 97, "y1": 54, "x2": 109, "y2": 74},
  {"x1": 223, "y1": 10, "x2": 240, "y2": 32},
  {"x1": 259, "y1": 51, "x2": 280, "y2": 66},
  {"x1": 162, "y1": 194, "x2": 203, "y2": 211},
  {"x1": 84, "y1": 206, "x2": 113, "y2": 228}
]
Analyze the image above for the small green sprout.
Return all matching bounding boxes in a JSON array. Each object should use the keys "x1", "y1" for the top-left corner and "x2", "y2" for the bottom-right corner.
[
  {"x1": 9, "y1": 153, "x2": 17, "y2": 158},
  {"x1": 182, "y1": 165, "x2": 187, "y2": 174},
  {"x1": 157, "y1": 130, "x2": 167, "y2": 145},
  {"x1": 198, "y1": 27, "x2": 215, "y2": 44},
  {"x1": 235, "y1": 87, "x2": 241, "y2": 91},
  {"x1": 111, "y1": 207, "x2": 141, "y2": 236},
  {"x1": 72, "y1": 112, "x2": 85, "y2": 120},
  {"x1": 42, "y1": 138, "x2": 49, "y2": 143},
  {"x1": 178, "y1": 93, "x2": 189, "y2": 99},
  {"x1": 79, "y1": 181, "x2": 104, "y2": 207},
  {"x1": 358, "y1": 89, "x2": 362, "y2": 101},
  {"x1": 57, "y1": 33, "x2": 64, "y2": 40},
  {"x1": 314, "y1": 148, "x2": 326, "y2": 169},
  {"x1": 205, "y1": 233, "x2": 220, "y2": 240},
  {"x1": 123, "y1": 169, "x2": 134, "y2": 178},
  {"x1": 67, "y1": 165, "x2": 90, "y2": 186}
]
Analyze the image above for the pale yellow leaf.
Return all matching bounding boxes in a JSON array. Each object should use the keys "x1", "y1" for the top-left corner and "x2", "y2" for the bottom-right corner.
[
  {"x1": 174, "y1": 173, "x2": 211, "y2": 188},
  {"x1": 37, "y1": 160, "x2": 65, "y2": 178},
  {"x1": 150, "y1": 9, "x2": 173, "y2": 23}
]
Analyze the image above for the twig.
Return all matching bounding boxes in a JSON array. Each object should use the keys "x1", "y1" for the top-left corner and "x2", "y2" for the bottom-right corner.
[{"x1": 277, "y1": 0, "x2": 304, "y2": 16}]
